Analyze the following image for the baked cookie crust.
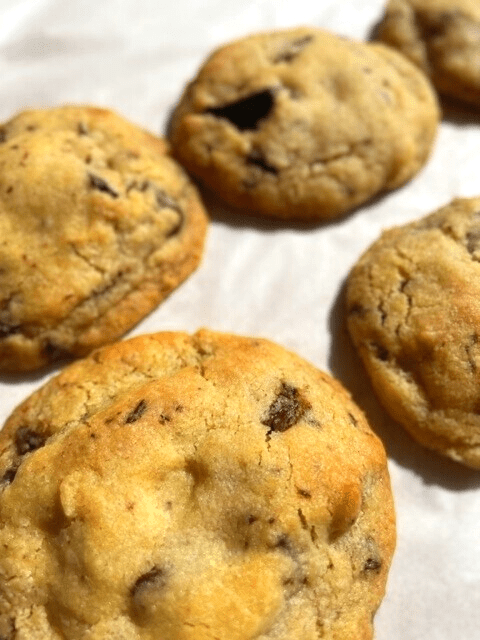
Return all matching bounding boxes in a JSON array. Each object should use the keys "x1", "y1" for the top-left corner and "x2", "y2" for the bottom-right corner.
[
  {"x1": 0, "y1": 106, "x2": 208, "y2": 372},
  {"x1": 347, "y1": 197, "x2": 480, "y2": 468},
  {"x1": 0, "y1": 329, "x2": 395, "y2": 640},
  {"x1": 169, "y1": 26, "x2": 439, "y2": 221},
  {"x1": 376, "y1": 0, "x2": 480, "y2": 106}
]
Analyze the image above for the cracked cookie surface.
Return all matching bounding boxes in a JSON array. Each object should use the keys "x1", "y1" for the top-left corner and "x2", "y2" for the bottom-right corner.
[
  {"x1": 168, "y1": 26, "x2": 439, "y2": 221},
  {"x1": 376, "y1": 0, "x2": 480, "y2": 106},
  {"x1": 0, "y1": 329, "x2": 395, "y2": 640},
  {"x1": 347, "y1": 197, "x2": 480, "y2": 468},
  {"x1": 0, "y1": 106, "x2": 208, "y2": 372}
]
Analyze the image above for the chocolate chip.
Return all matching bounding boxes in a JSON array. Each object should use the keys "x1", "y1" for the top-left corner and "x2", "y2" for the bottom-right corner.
[
  {"x1": 126, "y1": 179, "x2": 150, "y2": 193},
  {"x1": 0, "y1": 323, "x2": 22, "y2": 338},
  {"x1": 297, "y1": 508, "x2": 308, "y2": 529},
  {"x1": 348, "y1": 412, "x2": 359, "y2": 428},
  {"x1": 363, "y1": 557, "x2": 382, "y2": 573},
  {"x1": 125, "y1": 400, "x2": 147, "y2": 424},
  {"x1": 261, "y1": 382, "x2": 310, "y2": 434},
  {"x1": 15, "y1": 426, "x2": 47, "y2": 455},
  {"x1": 155, "y1": 189, "x2": 184, "y2": 237},
  {"x1": 273, "y1": 533, "x2": 290, "y2": 550},
  {"x1": 130, "y1": 566, "x2": 167, "y2": 597},
  {"x1": 1, "y1": 466, "x2": 17, "y2": 485},
  {"x1": 77, "y1": 122, "x2": 89, "y2": 135},
  {"x1": 0, "y1": 128, "x2": 6, "y2": 143},
  {"x1": 297, "y1": 488, "x2": 311, "y2": 498},
  {"x1": 88, "y1": 173, "x2": 119, "y2": 198},
  {"x1": 42, "y1": 340, "x2": 71, "y2": 362},
  {"x1": 155, "y1": 189, "x2": 180, "y2": 212},
  {"x1": 348, "y1": 303, "x2": 366, "y2": 317},
  {"x1": 418, "y1": 9, "x2": 458, "y2": 38},
  {"x1": 466, "y1": 228, "x2": 480, "y2": 256},
  {"x1": 362, "y1": 537, "x2": 382, "y2": 574},
  {"x1": 273, "y1": 35, "x2": 314, "y2": 63},
  {"x1": 246, "y1": 149, "x2": 278, "y2": 174},
  {"x1": 205, "y1": 89, "x2": 275, "y2": 131},
  {"x1": 370, "y1": 342, "x2": 389, "y2": 362}
]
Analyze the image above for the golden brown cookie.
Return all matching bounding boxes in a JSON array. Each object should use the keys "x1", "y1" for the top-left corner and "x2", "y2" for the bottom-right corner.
[
  {"x1": 0, "y1": 106, "x2": 208, "y2": 372},
  {"x1": 376, "y1": 0, "x2": 480, "y2": 106},
  {"x1": 0, "y1": 329, "x2": 395, "y2": 640},
  {"x1": 168, "y1": 26, "x2": 439, "y2": 222},
  {"x1": 347, "y1": 197, "x2": 480, "y2": 468}
]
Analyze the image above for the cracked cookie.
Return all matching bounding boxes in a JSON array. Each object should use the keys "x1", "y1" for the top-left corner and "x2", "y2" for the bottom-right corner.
[
  {"x1": 0, "y1": 329, "x2": 395, "y2": 640},
  {"x1": 0, "y1": 106, "x2": 208, "y2": 372},
  {"x1": 347, "y1": 197, "x2": 480, "y2": 468},
  {"x1": 376, "y1": 0, "x2": 480, "y2": 106},
  {"x1": 168, "y1": 26, "x2": 439, "y2": 222}
]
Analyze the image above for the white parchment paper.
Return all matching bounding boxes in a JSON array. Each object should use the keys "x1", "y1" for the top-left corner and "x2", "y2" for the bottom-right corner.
[{"x1": 1, "y1": 1, "x2": 480, "y2": 638}]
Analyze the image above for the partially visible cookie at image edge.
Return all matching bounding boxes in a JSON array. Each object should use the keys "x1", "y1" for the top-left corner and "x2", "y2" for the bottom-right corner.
[
  {"x1": 0, "y1": 106, "x2": 208, "y2": 372},
  {"x1": 376, "y1": 0, "x2": 480, "y2": 107},
  {"x1": 169, "y1": 26, "x2": 439, "y2": 222},
  {"x1": 0, "y1": 329, "x2": 395, "y2": 640},
  {"x1": 347, "y1": 196, "x2": 480, "y2": 468}
]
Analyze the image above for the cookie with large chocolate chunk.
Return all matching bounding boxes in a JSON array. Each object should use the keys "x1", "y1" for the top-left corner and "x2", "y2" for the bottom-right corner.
[
  {"x1": 0, "y1": 106, "x2": 208, "y2": 372},
  {"x1": 169, "y1": 26, "x2": 439, "y2": 221},
  {"x1": 0, "y1": 329, "x2": 395, "y2": 640},
  {"x1": 376, "y1": 0, "x2": 480, "y2": 106},
  {"x1": 347, "y1": 197, "x2": 480, "y2": 468}
]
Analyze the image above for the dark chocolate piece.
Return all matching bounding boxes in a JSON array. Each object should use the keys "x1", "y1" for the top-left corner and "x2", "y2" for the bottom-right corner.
[{"x1": 205, "y1": 89, "x2": 275, "y2": 131}]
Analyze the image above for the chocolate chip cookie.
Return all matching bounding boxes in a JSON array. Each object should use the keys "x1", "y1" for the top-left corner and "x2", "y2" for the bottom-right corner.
[
  {"x1": 0, "y1": 329, "x2": 395, "y2": 640},
  {"x1": 347, "y1": 197, "x2": 480, "y2": 468},
  {"x1": 376, "y1": 0, "x2": 480, "y2": 106},
  {"x1": 0, "y1": 106, "x2": 208, "y2": 372},
  {"x1": 168, "y1": 26, "x2": 439, "y2": 222}
]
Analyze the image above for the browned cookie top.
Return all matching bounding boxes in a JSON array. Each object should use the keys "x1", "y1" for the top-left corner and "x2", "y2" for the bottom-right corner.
[
  {"x1": 0, "y1": 106, "x2": 208, "y2": 372},
  {"x1": 169, "y1": 26, "x2": 439, "y2": 221},
  {"x1": 0, "y1": 329, "x2": 395, "y2": 640},
  {"x1": 347, "y1": 197, "x2": 480, "y2": 468},
  {"x1": 376, "y1": 0, "x2": 480, "y2": 106}
]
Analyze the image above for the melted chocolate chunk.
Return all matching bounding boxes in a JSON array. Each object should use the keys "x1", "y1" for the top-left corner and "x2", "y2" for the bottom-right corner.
[
  {"x1": 418, "y1": 9, "x2": 460, "y2": 38},
  {"x1": 297, "y1": 488, "x2": 311, "y2": 498},
  {"x1": 262, "y1": 382, "x2": 310, "y2": 433},
  {"x1": 88, "y1": 173, "x2": 119, "y2": 198},
  {"x1": 466, "y1": 227, "x2": 480, "y2": 255},
  {"x1": 363, "y1": 557, "x2": 382, "y2": 573},
  {"x1": 348, "y1": 412, "x2": 359, "y2": 428},
  {"x1": 273, "y1": 533, "x2": 290, "y2": 550},
  {"x1": 131, "y1": 566, "x2": 167, "y2": 597},
  {"x1": 15, "y1": 427, "x2": 47, "y2": 455},
  {"x1": 246, "y1": 149, "x2": 278, "y2": 174},
  {"x1": 370, "y1": 342, "x2": 389, "y2": 362},
  {"x1": 42, "y1": 340, "x2": 71, "y2": 362},
  {"x1": 348, "y1": 303, "x2": 366, "y2": 317},
  {"x1": 0, "y1": 323, "x2": 22, "y2": 338},
  {"x1": 155, "y1": 189, "x2": 181, "y2": 212},
  {"x1": 0, "y1": 128, "x2": 6, "y2": 143},
  {"x1": 1, "y1": 466, "x2": 17, "y2": 485},
  {"x1": 125, "y1": 400, "x2": 147, "y2": 424},
  {"x1": 205, "y1": 89, "x2": 275, "y2": 131},
  {"x1": 156, "y1": 189, "x2": 184, "y2": 237}
]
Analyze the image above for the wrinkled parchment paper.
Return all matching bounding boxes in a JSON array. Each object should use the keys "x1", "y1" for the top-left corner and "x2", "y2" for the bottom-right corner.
[{"x1": 1, "y1": 1, "x2": 480, "y2": 637}]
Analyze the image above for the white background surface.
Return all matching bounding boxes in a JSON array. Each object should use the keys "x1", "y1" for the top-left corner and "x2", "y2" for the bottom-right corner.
[{"x1": 1, "y1": 1, "x2": 480, "y2": 638}]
